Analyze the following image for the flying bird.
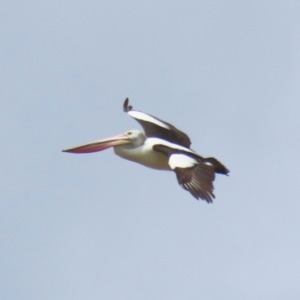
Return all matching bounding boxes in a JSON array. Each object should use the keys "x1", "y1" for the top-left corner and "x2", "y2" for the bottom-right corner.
[{"x1": 63, "y1": 98, "x2": 229, "y2": 203}]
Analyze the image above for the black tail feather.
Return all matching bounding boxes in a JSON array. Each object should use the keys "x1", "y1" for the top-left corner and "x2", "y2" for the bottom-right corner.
[{"x1": 204, "y1": 157, "x2": 229, "y2": 175}]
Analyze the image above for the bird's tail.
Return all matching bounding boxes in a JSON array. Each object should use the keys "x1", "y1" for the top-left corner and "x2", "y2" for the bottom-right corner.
[{"x1": 204, "y1": 157, "x2": 229, "y2": 175}]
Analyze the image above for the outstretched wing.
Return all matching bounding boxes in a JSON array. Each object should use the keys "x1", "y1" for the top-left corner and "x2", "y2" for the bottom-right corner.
[
  {"x1": 123, "y1": 98, "x2": 191, "y2": 148},
  {"x1": 153, "y1": 144, "x2": 215, "y2": 203}
]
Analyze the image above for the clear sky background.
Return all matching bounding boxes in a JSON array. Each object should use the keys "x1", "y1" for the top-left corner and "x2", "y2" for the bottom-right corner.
[{"x1": 1, "y1": 1, "x2": 300, "y2": 299}]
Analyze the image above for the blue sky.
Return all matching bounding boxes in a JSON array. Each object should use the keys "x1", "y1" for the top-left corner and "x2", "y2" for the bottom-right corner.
[{"x1": 1, "y1": 1, "x2": 300, "y2": 299}]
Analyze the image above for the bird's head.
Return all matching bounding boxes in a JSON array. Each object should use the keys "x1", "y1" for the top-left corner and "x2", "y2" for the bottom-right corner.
[{"x1": 123, "y1": 130, "x2": 146, "y2": 147}]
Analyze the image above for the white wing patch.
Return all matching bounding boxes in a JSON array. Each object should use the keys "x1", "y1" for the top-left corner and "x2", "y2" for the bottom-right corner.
[
  {"x1": 169, "y1": 154, "x2": 197, "y2": 169},
  {"x1": 128, "y1": 111, "x2": 170, "y2": 129}
]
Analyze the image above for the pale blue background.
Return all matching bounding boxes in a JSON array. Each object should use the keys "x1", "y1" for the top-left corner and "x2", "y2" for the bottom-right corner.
[{"x1": 1, "y1": 1, "x2": 300, "y2": 299}]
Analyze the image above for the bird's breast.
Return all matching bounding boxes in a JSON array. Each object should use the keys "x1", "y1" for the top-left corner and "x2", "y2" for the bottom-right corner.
[{"x1": 113, "y1": 141, "x2": 170, "y2": 170}]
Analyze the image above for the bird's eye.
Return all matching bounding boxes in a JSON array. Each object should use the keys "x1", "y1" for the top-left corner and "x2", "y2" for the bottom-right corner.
[{"x1": 128, "y1": 132, "x2": 132, "y2": 135}]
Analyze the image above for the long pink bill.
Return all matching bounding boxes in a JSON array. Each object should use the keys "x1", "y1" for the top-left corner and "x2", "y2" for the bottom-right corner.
[{"x1": 62, "y1": 133, "x2": 130, "y2": 154}]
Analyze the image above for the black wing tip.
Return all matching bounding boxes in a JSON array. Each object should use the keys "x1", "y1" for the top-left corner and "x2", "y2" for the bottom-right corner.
[
  {"x1": 123, "y1": 98, "x2": 133, "y2": 112},
  {"x1": 184, "y1": 185, "x2": 215, "y2": 203},
  {"x1": 191, "y1": 189, "x2": 215, "y2": 203}
]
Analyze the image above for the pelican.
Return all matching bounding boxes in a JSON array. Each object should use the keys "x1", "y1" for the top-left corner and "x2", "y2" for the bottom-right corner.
[{"x1": 63, "y1": 98, "x2": 229, "y2": 202}]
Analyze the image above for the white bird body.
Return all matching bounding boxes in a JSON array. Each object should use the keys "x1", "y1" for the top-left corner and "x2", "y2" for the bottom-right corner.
[
  {"x1": 63, "y1": 98, "x2": 229, "y2": 202},
  {"x1": 114, "y1": 136, "x2": 197, "y2": 171},
  {"x1": 114, "y1": 137, "x2": 171, "y2": 170}
]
